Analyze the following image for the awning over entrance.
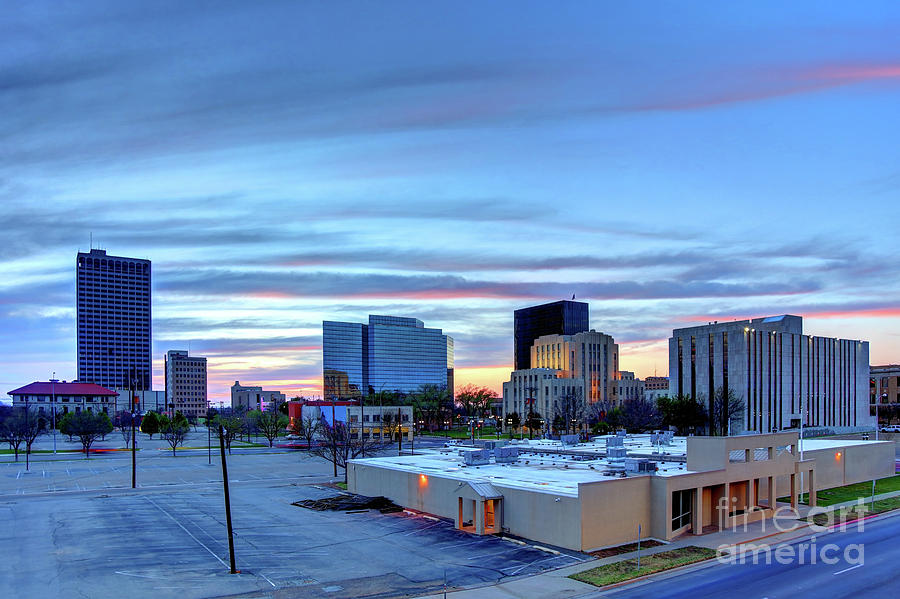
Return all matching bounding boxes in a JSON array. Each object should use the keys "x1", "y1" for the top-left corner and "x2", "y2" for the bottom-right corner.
[{"x1": 458, "y1": 480, "x2": 503, "y2": 501}]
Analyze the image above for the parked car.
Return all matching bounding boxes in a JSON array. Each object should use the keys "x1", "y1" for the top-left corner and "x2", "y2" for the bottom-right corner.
[{"x1": 880, "y1": 425, "x2": 900, "y2": 433}]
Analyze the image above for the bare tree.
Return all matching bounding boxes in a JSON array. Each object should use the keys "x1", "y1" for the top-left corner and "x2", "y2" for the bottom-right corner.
[
  {"x1": 710, "y1": 387, "x2": 746, "y2": 436},
  {"x1": 290, "y1": 415, "x2": 321, "y2": 450},
  {"x1": 553, "y1": 389, "x2": 585, "y2": 435},
  {"x1": 455, "y1": 384, "x2": 497, "y2": 421},
  {"x1": 115, "y1": 410, "x2": 134, "y2": 448},
  {"x1": 254, "y1": 410, "x2": 288, "y2": 447},
  {"x1": 311, "y1": 420, "x2": 386, "y2": 484}
]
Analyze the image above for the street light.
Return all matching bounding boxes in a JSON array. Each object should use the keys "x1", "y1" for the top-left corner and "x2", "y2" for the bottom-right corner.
[{"x1": 51, "y1": 372, "x2": 57, "y2": 454}]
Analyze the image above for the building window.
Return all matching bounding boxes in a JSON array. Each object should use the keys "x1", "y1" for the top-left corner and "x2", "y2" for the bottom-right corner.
[{"x1": 672, "y1": 489, "x2": 692, "y2": 531}]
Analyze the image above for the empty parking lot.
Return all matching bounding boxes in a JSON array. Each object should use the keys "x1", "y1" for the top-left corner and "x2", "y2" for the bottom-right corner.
[{"x1": 0, "y1": 451, "x2": 585, "y2": 598}]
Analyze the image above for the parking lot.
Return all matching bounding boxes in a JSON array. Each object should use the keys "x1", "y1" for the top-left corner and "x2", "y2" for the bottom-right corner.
[{"x1": 0, "y1": 450, "x2": 586, "y2": 599}]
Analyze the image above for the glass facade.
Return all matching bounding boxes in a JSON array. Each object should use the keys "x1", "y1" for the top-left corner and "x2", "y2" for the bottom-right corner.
[
  {"x1": 322, "y1": 315, "x2": 453, "y2": 398},
  {"x1": 513, "y1": 300, "x2": 589, "y2": 370}
]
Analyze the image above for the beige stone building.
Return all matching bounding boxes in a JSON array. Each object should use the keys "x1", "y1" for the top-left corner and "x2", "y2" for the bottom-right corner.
[
  {"x1": 530, "y1": 330, "x2": 618, "y2": 404},
  {"x1": 349, "y1": 432, "x2": 893, "y2": 551},
  {"x1": 870, "y1": 364, "x2": 900, "y2": 424}
]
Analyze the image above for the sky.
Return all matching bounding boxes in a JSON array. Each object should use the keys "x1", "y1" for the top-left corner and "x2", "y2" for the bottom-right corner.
[{"x1": 2, "y1": 1, "x2": 899, "y2": 405}]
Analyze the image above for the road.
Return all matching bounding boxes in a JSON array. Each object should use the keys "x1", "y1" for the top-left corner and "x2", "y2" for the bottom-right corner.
[{"x1": 600, "y1": 512, "x2": 900, "y2": 598}]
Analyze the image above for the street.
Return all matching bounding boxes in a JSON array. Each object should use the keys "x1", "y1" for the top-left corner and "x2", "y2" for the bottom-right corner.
[{"x1": 600, "y1": 512, "x2": 900, "y2": 598}]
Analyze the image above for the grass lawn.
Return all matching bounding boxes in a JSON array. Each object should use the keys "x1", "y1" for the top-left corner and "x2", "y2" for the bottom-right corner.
[
  {"x1": 335, "y1": 482, "x2": 348, "y2": 490},
  {"x1": 590, "y1": 540, "x2": 665, "y2": 558},
  {"x1": 779, "y1": 474, "x2": 900, "y2": 507},
  {"x1": 424, "y1": 427, "x2": 521, "y2": 440},
  {"x1": 807, "y1": 496, "x2": 900, "y2": 527},
  {"x1": 571, "y1": 546, "x2": 717, "y2": 587}
]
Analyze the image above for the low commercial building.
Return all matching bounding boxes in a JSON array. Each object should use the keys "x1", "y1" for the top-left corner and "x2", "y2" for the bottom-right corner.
[
  {"x1": 643, "y1": 376, "x2": 669, "y2": 402},
  {"x1": 8, "y1": 381, "x2": 117, "y2": 417},
  {"x1": 231, "y1": 381, "x2": 286, "y2": 412},
  {"x1": 870, "y1": 365, "x2": 900, "y2": 424},
  {"x1": 288, "y1": 400, "x2": 413, "y2": 440},
  {"x1": 109, "y1": 389, "x2": 166, "y2": 414},
  {"x1": 349, "y1": 432, "x2": 893, "y2": 552}
]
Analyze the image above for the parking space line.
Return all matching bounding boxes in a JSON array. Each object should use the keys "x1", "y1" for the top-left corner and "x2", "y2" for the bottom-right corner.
[{"x1": 144, "y1": 497, "x2": 229, "y2": 569}]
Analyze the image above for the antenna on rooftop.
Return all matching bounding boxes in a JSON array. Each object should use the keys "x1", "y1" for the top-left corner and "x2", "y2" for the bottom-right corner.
[{"x1": 90, "y1": 232, "x2": 93, "y2": 250}]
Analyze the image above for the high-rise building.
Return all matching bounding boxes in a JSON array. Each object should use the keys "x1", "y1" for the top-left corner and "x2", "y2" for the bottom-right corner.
[
  {"x1": 322, "y1": 315, "x2": 454, "y2": 399},
  {"x1": 530, "y1": 330, "x2": 618, "y2": 404},
  {"x1": 513, "y1": 300, "x2": 589, "y2": 370},
  {"x1": 165, "y1": 350, "x2": 207, "y2": 419},
  {"x1": 76, "y1": 249, "x2": 151, "y2": 390},
  {"x1": 669, "y1": 315, "x2": 872, "y2": 434}
]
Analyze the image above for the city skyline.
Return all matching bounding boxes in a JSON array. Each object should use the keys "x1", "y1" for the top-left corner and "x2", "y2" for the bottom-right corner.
[{"x1": 2, "y1": 2, "x2": 899, "y2": 404}]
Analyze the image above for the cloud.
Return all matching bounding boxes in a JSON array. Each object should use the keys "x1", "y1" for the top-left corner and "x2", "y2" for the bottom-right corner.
[{"x1": 156, "y1": 268, "x2": 822, "y2": 301}]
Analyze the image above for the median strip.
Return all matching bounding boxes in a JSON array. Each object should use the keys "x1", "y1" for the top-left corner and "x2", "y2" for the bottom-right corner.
[{"x1": 570, "y1": 546, "x2": 717, "y2": 587}]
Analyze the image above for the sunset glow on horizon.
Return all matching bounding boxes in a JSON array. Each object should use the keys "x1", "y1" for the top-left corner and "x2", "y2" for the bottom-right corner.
[{"x1": 2, "y1": 2, "x2": 899, "y2": 404}]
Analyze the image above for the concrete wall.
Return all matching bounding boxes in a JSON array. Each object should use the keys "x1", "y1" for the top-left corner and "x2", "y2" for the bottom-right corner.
[
  {"x1": 348, "y1": 461, "x2": 584, "y2": 551},
  {"x1": 579, "y1": 476, "x2": 651, "y2": 551}
]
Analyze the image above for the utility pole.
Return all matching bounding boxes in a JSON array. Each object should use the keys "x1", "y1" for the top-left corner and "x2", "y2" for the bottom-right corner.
[
  {"x1": 331, "y1": 399, "x2": 337, "y2": 477},
  {"x1": 218, "y1": 425, "x2": 237, "y2": 574},
  {"x1": 131, "y1": 369, "x2": 138, "y2": 489},
  {"x1": 398, "y1": 407, "x2": 402, "y2": 455}
]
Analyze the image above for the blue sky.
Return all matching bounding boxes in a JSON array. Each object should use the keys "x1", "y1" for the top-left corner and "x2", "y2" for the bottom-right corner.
[{"x1": 2, "y1": 1, "x2": 899, "y2": 403}]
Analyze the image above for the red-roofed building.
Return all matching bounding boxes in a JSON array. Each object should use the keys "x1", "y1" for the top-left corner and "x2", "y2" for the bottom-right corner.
[{"x1": 8, "y1": 380, "x2": 118, "y2": 417}]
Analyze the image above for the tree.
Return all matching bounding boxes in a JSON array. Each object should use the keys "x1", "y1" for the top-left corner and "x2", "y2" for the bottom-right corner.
[
  {"x1": 67, "y1": 410, "x2": 114, "y2": 458},
  {"x1": 657, "y1": 394, "x2": 707, "y2": 435},
  {"x1": 58, "y1": 412, "x2": 75, "y2": 441},
  {"x1": 311, "y1": 420, "x2": 385, "y2": 484},
  {"x1": 553, "y1": 389, "x2": 585, "y2": 435},
  {"x1": 380, "y1": 411, "x2": 400, "y2": 442},
  {"x1": 455, "y1": 384, "x2": 497, "y2": 421},
  {"x1": 709, "y1": 387, "x2": 746, "y2": 436},
  {"x1": 0, "y1": 408, "x2": 31, "y2": 462},
  {"x1": 140, "y1": 411, "x2": 160, "y2": 439},
  {"x1": 216, "y1": 414, "x2": 243, "y2": 453},
  {"x1": 158, "y1": 413, "x2": 190, "y2": 457},
  {"x1": 620, "y1": 399, "x2": 661, "y2": 432},
  {"x1": 254, "y1": 410, "x2": 288, "y2": 447},
  {"x1": 524, "y1": 410, "x2": 543, "y2": 438},
  {"x1": 505, "y1": 411, "x2": 521, "y2": 435},
  {"x1": 290, "y1": 414, "x2": 321, "y2": 449},
  {"x1": 412, "y1": 384, "x2": 452, "y2": 432},
  {"x1": 114, "y1": 410, "x2": 135, "y2": 448}
]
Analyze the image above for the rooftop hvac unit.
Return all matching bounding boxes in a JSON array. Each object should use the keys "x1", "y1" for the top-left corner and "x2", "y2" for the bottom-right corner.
[
  {"x1": 494, "y1": 446, "x2": 519, "y2": 463},
  {"x1": 625, "y1": 458, "x2": 658, "y2": 473},
  {"x1": 560, "y1": 434, "x2": 580, "y2": 446},
  {"x1": 616, "y1": 430, "x2": 627, "y2": 438},
  {"x1": 461, "y1": 449, "x2": 491, "y2": 466},
  {"x1": 606, "y1": 436, "x2": 624, "y2": 448},
  {"x1": 607, "y1": 447, "x2": 628, "y2": 459}
]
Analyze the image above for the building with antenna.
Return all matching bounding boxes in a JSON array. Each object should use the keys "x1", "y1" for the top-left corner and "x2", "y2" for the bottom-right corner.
[{"x1": 76, "y1": 249, "x2": 151, "y2": 390}]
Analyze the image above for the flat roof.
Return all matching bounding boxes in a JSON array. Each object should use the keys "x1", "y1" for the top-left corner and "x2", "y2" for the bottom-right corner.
[
  {"x1": 352, "y1": 446, "x2": 690, "y2": 498},
  {"x1": 352, "y1": 433, "x2": 891, "y2": 497}
]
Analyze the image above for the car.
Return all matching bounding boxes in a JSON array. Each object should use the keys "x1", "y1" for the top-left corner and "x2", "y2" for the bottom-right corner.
[{"x1": 880, "y1": 425, "x2": 900, "y2": 433}]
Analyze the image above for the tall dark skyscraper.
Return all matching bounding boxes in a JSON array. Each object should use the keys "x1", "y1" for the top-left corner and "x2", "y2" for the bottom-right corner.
[
  {"x1": 76, "y1": 249, "x2": 152, "y2": 390},
  {"x1": 513, "y1": 300, "x2": 589, "y2": 370}
]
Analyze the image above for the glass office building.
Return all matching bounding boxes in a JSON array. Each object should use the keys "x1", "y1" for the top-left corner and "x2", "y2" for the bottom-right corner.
[
  {"x1": 323, "y1": 315, "x2": 454, "y2": 399},
  {"x1": 513, "y1": 300, "x2": 589, "y2": 370}
]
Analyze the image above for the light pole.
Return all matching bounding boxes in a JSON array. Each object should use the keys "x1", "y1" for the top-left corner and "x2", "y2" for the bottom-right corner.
[
  {"x1": 877, "y1": 392, "x2": 886, "y2": 441},
  {"x1": 51, "y1": 373, "x2": 57, "y2": 454}
]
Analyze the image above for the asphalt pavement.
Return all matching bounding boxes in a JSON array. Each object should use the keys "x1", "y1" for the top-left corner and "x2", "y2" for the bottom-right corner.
[{"x1": 597, "y1": 512, "x2": 900, "y2": 599}]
